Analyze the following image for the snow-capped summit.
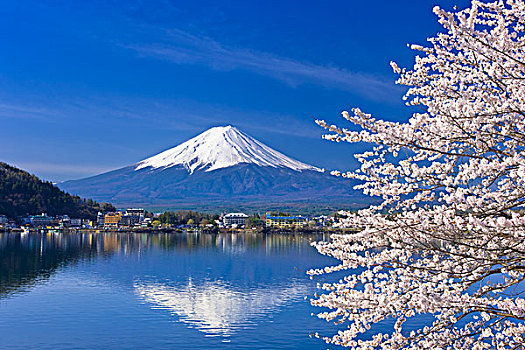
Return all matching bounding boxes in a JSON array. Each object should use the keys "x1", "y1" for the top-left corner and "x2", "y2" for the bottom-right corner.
[{"x1": 135, "y1": 125, "x2": 321, "y2": 174}]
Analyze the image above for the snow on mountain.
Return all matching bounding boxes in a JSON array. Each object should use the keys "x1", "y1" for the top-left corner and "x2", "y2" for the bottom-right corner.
[{"x1": 135, "y1": 125, "x2": 321, "y2": 174}]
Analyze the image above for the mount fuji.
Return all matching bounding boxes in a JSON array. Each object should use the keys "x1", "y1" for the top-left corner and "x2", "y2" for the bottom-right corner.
[{"x1": 60, "y1": 126, "x2": 365, "y2": 208}]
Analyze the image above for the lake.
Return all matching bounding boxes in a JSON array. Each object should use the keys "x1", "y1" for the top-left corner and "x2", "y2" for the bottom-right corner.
[{"x1": 0, "y1": 231, "x2": 343, "y2": 349}]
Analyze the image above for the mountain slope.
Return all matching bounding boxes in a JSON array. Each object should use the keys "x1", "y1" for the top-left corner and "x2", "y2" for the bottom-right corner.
[
  {"x1": 0, "y1": 162, "x2": 114, "y2": 219},
  {"x1": 60, "y1": 126, "x2": 364, "y2": 207}
]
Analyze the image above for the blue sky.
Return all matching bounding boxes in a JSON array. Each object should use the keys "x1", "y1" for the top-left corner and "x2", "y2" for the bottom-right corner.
[{"x1": 0, "y1": 0, "x2": 469, "y2": 181}]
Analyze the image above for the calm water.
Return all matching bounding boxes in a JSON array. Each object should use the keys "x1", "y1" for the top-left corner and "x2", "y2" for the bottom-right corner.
[{"x1": 0, "y1": 231, "x2": 344, "y2": 349}]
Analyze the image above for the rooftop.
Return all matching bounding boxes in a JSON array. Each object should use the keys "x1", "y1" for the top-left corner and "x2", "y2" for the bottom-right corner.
[{"x1": 224, "y1": 213, "x2": 249, "y2": 218}]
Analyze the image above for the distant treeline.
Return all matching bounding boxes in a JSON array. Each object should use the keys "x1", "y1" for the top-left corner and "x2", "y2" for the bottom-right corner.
[
  {"x1": 153, "y1": 210, "x2": 265, "y2": 227},
  {"x1": 0, "y1": 162, "x2": 115, "y2": 220},
  {"x1": 155, "y1": 210, "x2": 220, "y2": 226}
]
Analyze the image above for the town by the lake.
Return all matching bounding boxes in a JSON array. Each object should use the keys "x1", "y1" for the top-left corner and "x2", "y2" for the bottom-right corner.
[{"x1": 0, "y1": 210, "x2": 338, "y2": 233}]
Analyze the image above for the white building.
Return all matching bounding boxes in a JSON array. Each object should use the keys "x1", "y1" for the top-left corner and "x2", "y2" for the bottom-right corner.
[
  {"x1": 97, "y1": 212, "x2": 105, "y2": 227},
  {"x1": 125, "y1": 208, "x2": 145, "y2": 219},
  {"x1": 120, "y1": 208, "x2": 145, "y2": 227},
  {"x1": 70, "y1": 218, "x2": 82, "y2": 227},
  {"x1": 223, "y1": 213, "x2": 249, "y2": 227}
]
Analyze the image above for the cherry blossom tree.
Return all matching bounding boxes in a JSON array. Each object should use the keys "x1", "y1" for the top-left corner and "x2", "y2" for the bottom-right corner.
[{"x1": 309, "y1": 1, "x2": 525, "y2": 348}]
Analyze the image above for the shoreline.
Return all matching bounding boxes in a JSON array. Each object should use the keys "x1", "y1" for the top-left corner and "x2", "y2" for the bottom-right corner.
[{"x1": 3, "y1": 227, "x2": 353, "y2": 235}]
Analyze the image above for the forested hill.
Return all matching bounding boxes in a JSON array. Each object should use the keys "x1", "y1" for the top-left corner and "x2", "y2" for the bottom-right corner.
[{"x1": 0, "y1": 162, "x2": 114, "y2": 219}]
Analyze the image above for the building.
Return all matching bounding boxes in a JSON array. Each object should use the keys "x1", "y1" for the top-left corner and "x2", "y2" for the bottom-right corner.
[
  {"x1": 120, "y1": 214, "x2": 141, "y2": 227},
  {"x1": 265, "y1": 213, "x2": 308, "y2": 228},
  {"x1": 142, "y1": 217, "x2": 152, "y2": 227},
  {"x1": 104, "y1": 212, "x2": 122, "y2": 228},
  {"x1": 97, "y1": 212, "x2": 105, "y2": 227},
  {"x1": 125, "y1": 208, "x2": 145, "y2": 219},
  {"x1": 25, "y1": 213, "x2": 55, "y2": 227},
  {"x1": 312, "y1": 215, "x2": 332, "y2": 227},
  {"x1": 70, "y1": 218, "x2": 82, "y2": 227},
  {"x1": 57, "y1": 215, "x2": 71, "y2": 227},
  {"x1": 0, "y1": 214, "x2": 7, "y2": 225},
  {"x1": 119, "y1": 208, "x2": 145, "y2": 227},
  {"x1": 223, "y1": 213, "x2": 249, "y2": 227}
]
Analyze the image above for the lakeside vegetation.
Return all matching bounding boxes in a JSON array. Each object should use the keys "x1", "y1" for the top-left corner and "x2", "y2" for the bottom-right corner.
[{"x1": 151, "y1": 211, "x2": 294, "y2": 230}]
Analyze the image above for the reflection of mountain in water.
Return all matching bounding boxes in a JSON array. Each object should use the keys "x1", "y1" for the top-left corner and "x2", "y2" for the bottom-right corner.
[{"x1": 134, "y1": 279, "x2": 308, "y2": 338}]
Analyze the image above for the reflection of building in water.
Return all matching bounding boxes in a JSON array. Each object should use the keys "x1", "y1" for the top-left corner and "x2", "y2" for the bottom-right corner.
[
  {"x1": 0, "y1": 231, "x2": 328, "y2": 299},
  {"x1": 103, "y1": 234, "x2": 119, "y2": 252},
  {"x1": 1, "y1": 231, "x2": 328, "y2": 259},
  {"x1": 134, "y1": 279, "x2": 307, "y2": 338},
  {"x1": 0, "y1": 232, "x2": 102, "y2": 297}
]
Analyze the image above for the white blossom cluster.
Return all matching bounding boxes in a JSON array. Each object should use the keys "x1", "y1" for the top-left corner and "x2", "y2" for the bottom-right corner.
[{"x1": 310, "y1": 1, "x2": 525, "y2": 348}]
